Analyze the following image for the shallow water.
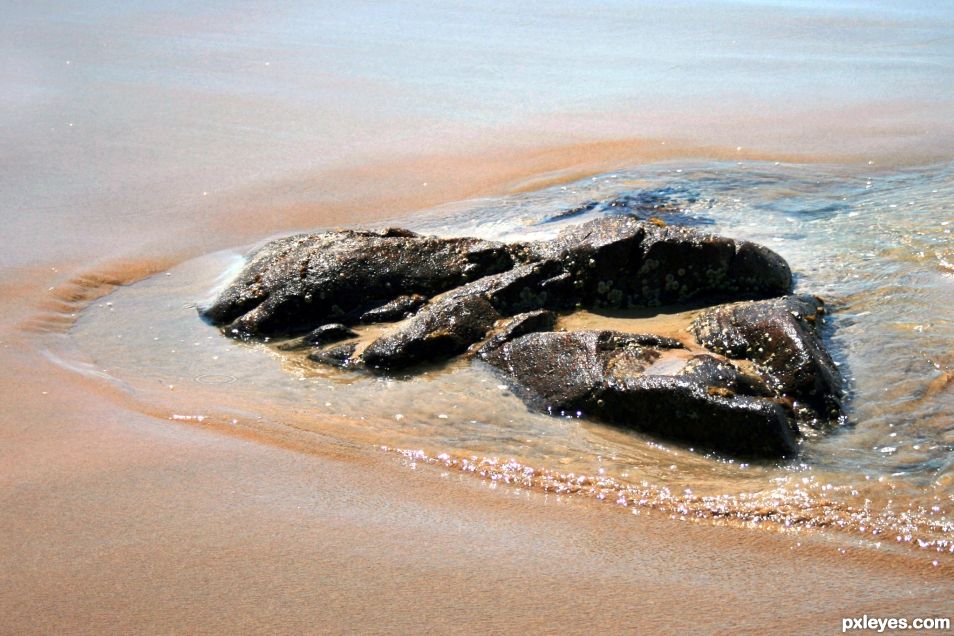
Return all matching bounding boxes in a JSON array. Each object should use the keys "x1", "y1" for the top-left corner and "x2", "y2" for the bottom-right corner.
[
  {"x1": 65, "y1": 159, "x2": 954, "y2": 552},
  {"x1": 7, "y1": 2, "x2": 954, "y2": 630}
]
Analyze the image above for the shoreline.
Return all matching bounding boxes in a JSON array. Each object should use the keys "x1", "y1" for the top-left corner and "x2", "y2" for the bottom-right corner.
[
  {"x1": 2, "y1": 341, "x2": 952, "y2": 634},
  {"x1": 3, "y1": 137, "x2": 953, "y2": 633},
  {"x1": 189, "y1": 132, "x2": 945, "y2": 255},
  {"x1": 13, "y1": 126, "x2": 948, "y2": 272},
  {"x1": 5, "y1": 1, "x2": 954, "y2": 629}
]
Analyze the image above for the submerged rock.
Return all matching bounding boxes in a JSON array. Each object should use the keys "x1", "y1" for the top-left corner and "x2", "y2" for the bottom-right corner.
[
  {"x1": 308, "y1": 343, "x2": 358, "y2": 369},
  {"x1": 276, "y1": 323, "x2": 357, "y2": 351}
]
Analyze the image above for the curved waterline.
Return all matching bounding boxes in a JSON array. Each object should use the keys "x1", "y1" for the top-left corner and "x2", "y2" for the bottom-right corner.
[{"x1": 60, "y1": 159, "x2": 954, "y2": 555}]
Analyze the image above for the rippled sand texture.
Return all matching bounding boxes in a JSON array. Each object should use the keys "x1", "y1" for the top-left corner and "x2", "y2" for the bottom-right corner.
[{"x1": 3, "y1": 1, "x2": 954, "y2": 633}]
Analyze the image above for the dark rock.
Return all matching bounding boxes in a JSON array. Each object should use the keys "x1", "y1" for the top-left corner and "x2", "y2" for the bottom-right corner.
[
  {"x1": 482, "y1": 330, "x2": 615, "y2": 407},
  {"x1": 481, "y1": 330, "x2": 797, "y2": 457},
  {"x1": 276, "y1": 323, "x2": 358, "y2": 351},
  {"x1": 478, "y1": 309, "x2": 558, "y2": 354},
  {"x1": 202, "y1": 217, "x2": 791, "y2": 339},
  {"x1": 726, "y1": 242, "x2": 793, "y2": 297},
  {"x1": 678, "y1": 354, "x2": 775, "y2": 399},
  {"x1": 360, "y1": 294, "x2": 501, "y2": 370},
  {"x1": 626, "y1": 222, "x2": 792, "y2": 307},
  {"x1": 307, "y1": 342, "x2": 358, "y2": 369},
  {"x1": 524, "y1": 215, "x2": 648, "y2": 274},
  {"x1": 523, "y1": 217, "x2": 791, "y2": 309},
  {"x1": 199, "y1": 229, "x2": 515, "y2": 337},
  {"x1": 689, "y1": 294, "x2": 844, "y2": 423},
  {"x1": 597, "y1": 376, "x2": 797, "y2": 458},
  {"x1": 630, "y1": 224, "x2": 738, "y2": 306},
  {"x1": 481, "y1": 330, "x2": 684, "y2": 407},
  {"x1": 441, "y1": 261, "x2": 572, "y2": 312},
  {"x1": 359, "y1": 262, "x2": 572, "y2": 370},
  {"x1": 359, "y1": 294, "x2": 427, "y2": 323},
  {"x1": 199, "y1": 215, "x2": 831, "y2": 458},
  {"x1": 675, "y1": 354, "x2": 769, "y2": 396}
]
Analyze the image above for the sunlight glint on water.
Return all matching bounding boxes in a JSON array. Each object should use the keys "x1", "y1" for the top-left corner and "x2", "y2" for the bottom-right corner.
[{"x1": 68, "y1": 160, "x2": 954, "y2": 551}]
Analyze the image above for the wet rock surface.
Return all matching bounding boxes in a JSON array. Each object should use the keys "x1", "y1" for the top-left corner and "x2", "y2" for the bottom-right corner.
[
  {"x1": 276, "y1": 323, "x2": 357, "y2": 351},
  {"x1": 522, "y1": 216, "x2": 792, "y2": 309},
  {"x1": 478, "y1": 330, "x2": 797, "y2": 457},
  {"x1": 202, "y1": 217, "x2": 790, "y2": 338},
  {"x1": 689, "y1": 294, "x2": 844, "y2": 425},
  {"x1": 201, "y1": 216, "x2": 843, "y2": 458},
  {"x1": 359, "y1": 294, "x2": 427, "y2": 323},
  {"x1": 200, "y1": 228, "x2": 516, "y2": 337},
  {"x1": 478, "y1": 310, "x2": 559, "y2": 354},
  {"x1": 307, "y1": 342, "x2": 359, "y2": 369},
  {"x1": 360, "y1": 294, "x2": 501, "y2": 371}
]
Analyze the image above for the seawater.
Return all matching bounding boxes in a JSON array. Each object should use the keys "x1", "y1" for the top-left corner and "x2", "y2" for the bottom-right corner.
[{"x1": 66, "y1": 160, "x2": 954, "y2": 552}]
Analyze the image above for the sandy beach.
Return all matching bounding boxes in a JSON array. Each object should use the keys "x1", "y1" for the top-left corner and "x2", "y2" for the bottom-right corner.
[
  {"x1": 2, "y1": 345, "x2": 952, "y2": 634},
  {"x1": 3, "y1": 1, "x2": 954, "y2": 633}
]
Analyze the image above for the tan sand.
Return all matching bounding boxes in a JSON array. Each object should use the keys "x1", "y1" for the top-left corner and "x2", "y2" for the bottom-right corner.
[
  {"x1": 5, "y1": 0, "x2": 954, "y2": 629},
  {"x1": 2, "y1": 128, "x2": 953, "y2": 633},
  {"x1": 2, "y1": 335, "x2": 952, "y2": 635}
]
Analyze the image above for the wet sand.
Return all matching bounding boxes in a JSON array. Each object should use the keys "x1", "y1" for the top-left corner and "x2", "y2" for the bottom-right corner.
[
  {"x1": 4, "y1": 0, "x2": 954, "y2": 632},
  {"x1": 4, "y1": 148, "x2": 954, "y2": 634},
  {"x1": 3, "y1": 344, "x2": 952, "y2": 635}
]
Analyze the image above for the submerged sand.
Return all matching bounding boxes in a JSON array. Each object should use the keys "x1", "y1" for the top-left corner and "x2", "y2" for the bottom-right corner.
[
  {"x1": 4, "y1": 144, "x2": 953, "y2": 633},
  {"x1": 2, "y1": 343, "x2": 952, "y2": 635}
]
